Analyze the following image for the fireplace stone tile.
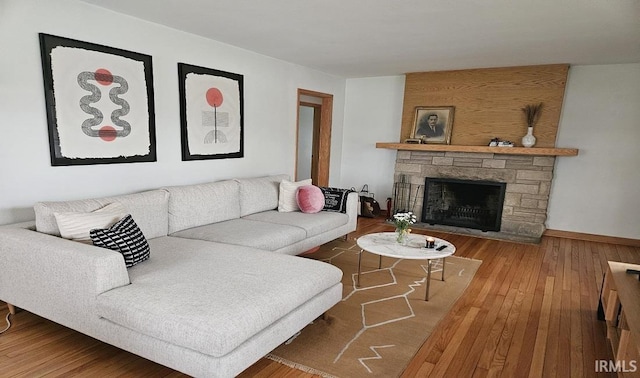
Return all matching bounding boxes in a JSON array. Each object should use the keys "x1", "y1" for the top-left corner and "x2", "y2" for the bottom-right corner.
[
  {"x1": 432, "y1": 157, "x2": 454, "y2": 166},
  {"x1": 507, "y1": 183, "x2": 539, "y2": 194},
  {"x1": 516, "y1": 170, "x2": 553, "y2": 181},
  {"x1": 533, "y1": 156, "x2": 556, "y2": 166},
  {"x1": 482, "y1": 159, "x2": 507, "y2": 169},
  {"x1": 504, "y1": 193, "x2": 522, "y2": 206},
  {"x1": 445, "y1": 152, "x2": 494, "y2": 159}
]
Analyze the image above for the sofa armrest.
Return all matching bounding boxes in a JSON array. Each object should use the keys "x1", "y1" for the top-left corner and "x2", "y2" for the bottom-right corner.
[
  {"x1": 0, "y1": 227, "x2": 130, "y2": 333},
  {"x1": 345, "y1": 192, "x2": 359, "y2": 232}
]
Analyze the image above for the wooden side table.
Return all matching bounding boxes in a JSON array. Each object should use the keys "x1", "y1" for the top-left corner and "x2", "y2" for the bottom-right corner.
[{"x1": 600, "y1": 261, "x2": 640, "y2": 376}]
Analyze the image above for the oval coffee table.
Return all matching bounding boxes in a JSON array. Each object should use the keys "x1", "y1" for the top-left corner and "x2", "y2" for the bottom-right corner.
[{"x1": 356, "y1": 232, "x2": 456, "y2": 301}]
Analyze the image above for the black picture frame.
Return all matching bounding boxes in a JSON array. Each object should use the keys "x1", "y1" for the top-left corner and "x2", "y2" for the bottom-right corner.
[
  {"x1": 39, "y1": 33, "x2": 156, "y2": 166},
  {"x1": 178, "y1": 63, "x2": 244, "y2": 160}
]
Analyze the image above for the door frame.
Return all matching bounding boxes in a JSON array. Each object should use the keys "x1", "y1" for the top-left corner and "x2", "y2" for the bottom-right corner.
[
  {"x1": 296, "y1": 89, "x2": 332, "y2": 186},
  {"x1": 298, "y1": 102, "x2": 321, "y2": 184}
]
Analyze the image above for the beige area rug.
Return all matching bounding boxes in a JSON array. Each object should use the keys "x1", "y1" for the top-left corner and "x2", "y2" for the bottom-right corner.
[{"x1": 268, "y1": 239, "x2": 482, "y2": 377}]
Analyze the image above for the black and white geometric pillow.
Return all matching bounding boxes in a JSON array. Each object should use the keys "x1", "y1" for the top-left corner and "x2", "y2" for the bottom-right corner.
[
  {"x1": 319, "y1": 187, "x2": 354, "y2": 213},
  {"x1": 90, "y1": 214, "x2": 150, "y2": 268}
]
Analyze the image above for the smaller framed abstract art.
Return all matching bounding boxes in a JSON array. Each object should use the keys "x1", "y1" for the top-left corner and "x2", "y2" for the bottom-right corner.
[
  {"x1": 39, "y1": 33, "x2": 156, "y2": 166},
  {"x1": 178, "y1": 63, "x2": 244, "y2": 160}
]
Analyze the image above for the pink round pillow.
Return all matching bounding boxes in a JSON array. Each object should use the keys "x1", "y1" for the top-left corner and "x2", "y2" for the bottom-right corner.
[{"x1": 296, "y1": 185, "x2": 325, "y2": 214}]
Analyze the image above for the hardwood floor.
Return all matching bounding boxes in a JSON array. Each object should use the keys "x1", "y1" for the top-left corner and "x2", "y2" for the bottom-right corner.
[{"x1": 1, "y1": 217, "x2": 636, "y2": 377}]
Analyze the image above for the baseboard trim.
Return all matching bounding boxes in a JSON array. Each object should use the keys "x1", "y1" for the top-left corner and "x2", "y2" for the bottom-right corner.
[{"x1": 544, "y1": 229, "x2": 640, "y2": 247}]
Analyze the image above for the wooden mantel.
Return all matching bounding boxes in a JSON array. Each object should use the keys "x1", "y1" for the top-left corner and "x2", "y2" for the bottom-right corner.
[{"x1": 376, "y1": 143, "x2": 578, "y2": 157}]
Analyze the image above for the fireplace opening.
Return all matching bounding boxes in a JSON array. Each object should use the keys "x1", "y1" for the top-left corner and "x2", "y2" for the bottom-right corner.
[{"x1": 422, "y1": 178, "x2": 506, "y2": 232}]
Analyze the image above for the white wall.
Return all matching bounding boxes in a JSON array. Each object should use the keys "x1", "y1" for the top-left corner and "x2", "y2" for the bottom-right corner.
[
  {"x1": 0, "y1": 0, "x2": 346, "y2": 225},
  {"x1": 547, "y1": 63, "x2": 640, "y2": 239},
  {"x1": 341, "y1": 76, "x2": 405, "y2": 200},
  {"x1": 341, "y1": 65, "x2": 640, "y2": 239}
]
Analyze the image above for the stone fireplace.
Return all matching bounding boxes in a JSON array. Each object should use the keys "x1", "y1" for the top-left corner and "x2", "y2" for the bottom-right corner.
[{"x1": 394, "y1": 150, "x2": 557, "y2": 243}]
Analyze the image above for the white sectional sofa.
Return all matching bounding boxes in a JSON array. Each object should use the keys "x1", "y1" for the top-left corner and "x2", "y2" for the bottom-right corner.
[{"x1": 0, "y1": 174, "x2": 358, "y2": 377}]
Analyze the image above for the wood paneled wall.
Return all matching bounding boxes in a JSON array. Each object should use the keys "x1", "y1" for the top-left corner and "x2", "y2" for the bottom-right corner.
[{"x1": 400, "y1": 64, "x2": 569, "y2": 148}]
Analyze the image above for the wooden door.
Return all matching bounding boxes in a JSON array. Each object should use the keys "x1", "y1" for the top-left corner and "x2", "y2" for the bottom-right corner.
[{"x1": 297, "y1": 89, "x2": 332, "y2": 186}]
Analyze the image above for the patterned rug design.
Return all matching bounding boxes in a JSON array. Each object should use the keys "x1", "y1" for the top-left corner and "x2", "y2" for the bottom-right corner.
[{"x1": 268, "y1": 239, "x2": 481, "y2": 377}]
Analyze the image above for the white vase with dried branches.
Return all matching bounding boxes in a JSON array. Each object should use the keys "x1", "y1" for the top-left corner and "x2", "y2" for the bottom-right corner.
[{"x1": 521, "y1": 103, "x2": 543, "y2": 148}]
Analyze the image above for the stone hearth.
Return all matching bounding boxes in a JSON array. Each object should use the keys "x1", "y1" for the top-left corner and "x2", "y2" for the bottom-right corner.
[{"x1": 394, "y1": 150, "x2": 556, "y2": 243}]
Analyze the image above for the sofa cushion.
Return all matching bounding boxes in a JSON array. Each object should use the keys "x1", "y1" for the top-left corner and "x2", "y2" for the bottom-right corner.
[
  {"x1": 90, "y1": 214, "x2": 150, "y2": 268},
  {"x1": 34, "y1": 190, "x2": 169, "y2": 239},
  {"x1": 96, "y1": 236, "x2": 343, "y2": 358},
  {"x1": 54, "y1": 202, "x2": 127, "y2": 242},
  {"x1": 164, "y1": 180, "x2": 240, "y2": 234},
  {"x1": 235, "y1": 174, "x2": 288, "y2": 217},
  {"x1": 296, "y1": 185, "x2": 324, "y2": 214},
  {"x1": 278, "y1": 179, "x2": 312, "y2": 212},
  {"x1": 243, "y1": 210, "x2": 349, "y2": 238},
  {"x1": 170, "y1": 218, "x2": 307, "y2": 251}
]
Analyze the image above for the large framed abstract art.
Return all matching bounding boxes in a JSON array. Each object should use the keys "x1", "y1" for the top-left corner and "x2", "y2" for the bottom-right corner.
[
  {"x1": 39, "y1": 33, "x2": 156, "y2": 166},
  {"x1": 178, "y1": 63, "x2": 244, "y2": 160}
]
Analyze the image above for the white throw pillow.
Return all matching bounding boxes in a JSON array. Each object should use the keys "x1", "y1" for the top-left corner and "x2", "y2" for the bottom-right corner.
[
  {"x1": 278, "y1": 179, "x2": 312, "y2": 212},
  {"x1": 54, "y1": 202, "x2": 127, "y2": 242}
]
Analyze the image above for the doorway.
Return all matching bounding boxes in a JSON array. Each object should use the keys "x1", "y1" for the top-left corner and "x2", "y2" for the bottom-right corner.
[{"x1": 296, "y1": 89, "x2": 332, "y2": 186}]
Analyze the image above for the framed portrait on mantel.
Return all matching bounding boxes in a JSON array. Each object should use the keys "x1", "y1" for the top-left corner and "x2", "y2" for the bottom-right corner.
[
  {"x1": 178, "y1": 63, "x2": 244, "y2": 161},
  {"x1": 39, "y1": 33, "x2": 156, "y2": 166},
  {"x1": 411, "y1": 106, "x2": 455, "y2": 144}
]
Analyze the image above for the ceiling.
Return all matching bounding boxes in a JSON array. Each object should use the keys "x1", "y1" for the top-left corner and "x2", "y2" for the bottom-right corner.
[{"x1": 79, "y1": 0, "x2": 640, "y2": 78}]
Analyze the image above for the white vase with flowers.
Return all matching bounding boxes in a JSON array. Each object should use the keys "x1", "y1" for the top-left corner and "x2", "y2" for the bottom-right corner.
[{"x1": 521, "y1": 103, "x2": 543, "y2": 148}]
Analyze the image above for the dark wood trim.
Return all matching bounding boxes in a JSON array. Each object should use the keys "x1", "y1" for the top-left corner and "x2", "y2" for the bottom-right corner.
[
  {"x1": 544, "y1": 229, "x2": 640, "y2": 247},
  {"x1": 299, "y1": 101, "x2": 321, "y2": 109},
  {"x1": 296, "y1": 102, "x2": 323, "y2": 184},
  {"x1": 297, "y1": 89, "x2": 333, "y2": 187},
  {"x1": 317, "y1": 96, "x2": 332, "y2": 186},
  {"x1": 376, "y1": 142, "x2": 578, "y2": 156}
]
